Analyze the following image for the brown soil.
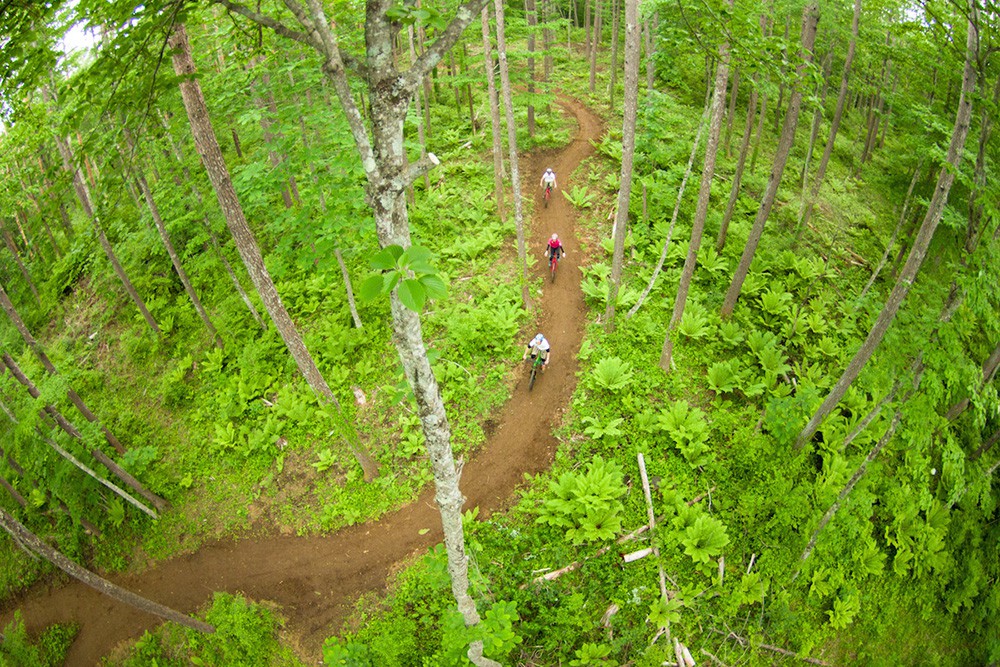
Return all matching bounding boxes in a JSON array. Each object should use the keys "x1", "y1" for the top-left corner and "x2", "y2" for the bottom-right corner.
[{"x1": 0, "y1": 97, "x2": 603, "y2": 666}]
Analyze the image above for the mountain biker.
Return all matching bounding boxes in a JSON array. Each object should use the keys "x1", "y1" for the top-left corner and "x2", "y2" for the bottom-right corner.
[
  {"x1": 540, "y1": 168, "x2": 557, "y2": 196},
  {"x1": 522, "y1": 333, "x2": 551, "y2": 370},
  {"x1": 544, "y1": 233, "x2": 565, "y2": 268}
]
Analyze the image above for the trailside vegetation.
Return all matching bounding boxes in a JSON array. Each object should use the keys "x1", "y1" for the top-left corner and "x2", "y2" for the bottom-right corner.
[{"x1": 0, "y1": 0, "x2": 997, "y2": 664}]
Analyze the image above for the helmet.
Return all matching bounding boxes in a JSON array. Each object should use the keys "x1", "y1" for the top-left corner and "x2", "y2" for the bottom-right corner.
[
  {"x1": 545, "y1": 168, "x2": 553, "y2": 173},
  {"x1": 534, "y1": 334, "x2": 544, "y2": 342},
  {"x1": 551, "y1": 233, "x2": 559, "y2": 240}
]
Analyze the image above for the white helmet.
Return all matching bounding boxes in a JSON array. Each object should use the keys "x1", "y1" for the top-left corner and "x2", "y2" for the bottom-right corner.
[
  {"x1": 545, "y1": 168, "x2": 553, "y2": 173},
  {"x1": 551, "y1": 233, "x2": 559, "y2": 240},
  {"x1": 534, "y1": 334, "x2": 545, "y2": 343}
]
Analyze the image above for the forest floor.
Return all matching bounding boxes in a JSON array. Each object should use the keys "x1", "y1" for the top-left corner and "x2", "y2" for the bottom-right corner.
[{"x1": 1, "y1": 97, "x2": 603, "y2": 666}]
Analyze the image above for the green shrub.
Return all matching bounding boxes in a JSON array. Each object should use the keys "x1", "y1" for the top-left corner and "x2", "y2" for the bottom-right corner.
[{"x1": 536, "y1": 456, "x2": 626, "y2": 544}]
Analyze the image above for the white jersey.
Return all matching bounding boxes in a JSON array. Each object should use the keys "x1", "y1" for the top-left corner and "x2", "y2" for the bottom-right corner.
[
  {"x1": 528, "y1": 337, "x2": 550, "y2": 353},
  {"x1": 541, "y1": 171, "x2": 556, "y2": 185}
]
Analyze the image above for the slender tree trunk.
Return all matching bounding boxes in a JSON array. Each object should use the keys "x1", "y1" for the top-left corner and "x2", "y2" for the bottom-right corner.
[
  {"x1": 0, "y1": 282, "x2": 126, "y2": 454},
  {"x1": 721, "y1": 4, "x2": 819, "y2": 319},
  {"x1": 0, "y1": 475, "x2": 27, "y2": 508},
  {"x1": 481, "y1": 8, "x2": 506, "y2": 218},
  {"x1": 608, "y1": 0, "x2": 620, "y2": 109},
  {"x1": 795, "y1": 7, "x2": 978, "y2": 448},
  {"x1": 945, "y1": 341, "x2": 1000, "y2": 421},
  {"x1": 717, "y1": 80, "x2": 759, "y2": 252},
  {"x1": 526, "y1": 0, "x2": 538, "y2": 136},
  {"x1": 660, "y1": 15, "x2": 731, "y2": 368},
  {"x1": 773, "y1": 17, "x2": 790, "y2": 134},
  {"x1": 964, "y1": 76, "x2": 1000, "y2": 253},
  {"x1": 50, "y1": 130, "x2": 160, "y2": 335},
  {"x1": 494, "y1": 0, "x2": 533, "y2": 310},
  {"x1": 543, "y1": 0, "x2": 553, "y2": 81},
  {"x1": 408, "y1": 26, "x2": 431, "y2": 191},
  {"x1": 603, "y1": 0, "x2": 640, "y2": 331},
  {"x1": 1, "y1": 353, "x2": 167, "y2": 511},
  {"x1": 0, "y1": 508, "x2": 215, "y2": 633},
  {"x1": 798, "y1": 49, "x2": 833, "y2": 191},
  {"x1": 628, "y1": 108, "x2": 708, "y2": 318},
  {"x1": 169, "y1": 24, "x2": 379, "y2": 481},
  {"x1": 724, "y1": 66, "x2": 740, "y2": 157},
  {"x1": 134, "y1": 170, "x2": 221, "y2": 346},
  {"x1": 643, "y1": 18, "x2": 655, "y2": 92},
  {"x1": 858, "y1": 161, "x2": 922, "y2": 301},
  {"x1": 589, "y1": 0, "x2": 601, "y2": 93},
  {"x1": 0, "y1": 220, "x2": 39, "y2": 303}
]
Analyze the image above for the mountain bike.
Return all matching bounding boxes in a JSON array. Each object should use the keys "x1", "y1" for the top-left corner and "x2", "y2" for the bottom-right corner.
[
  {"x1": 548, "y1": 251, "x2": 559, "y2": 282},
  {"x1": 543, "y1": 182, "x2": 553, "y2": 208},
  {"x1": 527, "y1": 353, "x2": 545, "y2": 391}
]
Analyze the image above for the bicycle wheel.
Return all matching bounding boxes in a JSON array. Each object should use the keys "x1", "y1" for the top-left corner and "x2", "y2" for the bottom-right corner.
[
  {"x1": 550, "y1": 256, "x2": 557, "y2": 282},
  {"x1": 528, "y1": 364, "x2": 538, "y2": 391},
  {"x1": 544, "y1": 186, "x2": 550, "y2": 208}
]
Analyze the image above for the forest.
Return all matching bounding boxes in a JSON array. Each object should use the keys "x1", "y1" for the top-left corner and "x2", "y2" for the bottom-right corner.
[{"x1": 0, "y1": 0, "x2": 997, "y2": 664}]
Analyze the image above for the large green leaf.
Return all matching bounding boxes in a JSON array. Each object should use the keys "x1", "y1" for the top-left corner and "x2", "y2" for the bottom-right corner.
[{"x1": 398, "y1": 279, "x2": 427, "y2": 311}]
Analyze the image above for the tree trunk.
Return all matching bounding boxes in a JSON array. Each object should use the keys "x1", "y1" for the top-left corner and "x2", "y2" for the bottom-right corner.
[
  {"x1": 589, "y1": 0, "x2": 602, "y2": 93},
  {"x1": 964, "y1": 76, "x2": 1000, "y2": 254},
  {"x1": 134, "y1": 168, "x2": 221, "y2": 347},
  {"x1": 0, "y1": 282, "x2": 126, "y2": 454},
  {"x1": 724, "y1": 66, "x2": 740, "y2": 157},
  {"x1": 798, "y1": 48, "x2": 833, "y2": 193},
  {"x1": 945, "y1": 341, "x2": 1000, "y2": 421},
  {"x1": 643, "y1": 18, "x2": 655, "y2": 92},
  {"x1": 717, "y1": 79, "x2": 759, "y2": 252},
  {"x1": 602, "y1": 0, "x2": 640, "y2": 331},
  {"x1": 721, "y1": 4, "x2": 819, "y2": 319},
  {"x1": 525, "y1": 0, "x2": 538, "y2": 136},
  {"x1": 0, "y1": 219, "x2": 39, "y2": 303},
  {"x1": 628, "y1": 108, "x2": 708, "y2": 319},
  {"x1": 543, "y1": 0, "x2": 554, "y2": 81},
  {"x1": 481, "y1": 8, "x2": 506, "y2": 218},
  {"x1": 408, "y1": 25, "x2": 432, "y2": 191},
  {"x1": 608, "y1": 0, "x2": 620, "y2": 109},
  {"x1": 1, "y1": 353, "x2": 168, "y2": 512},
  {"x1": 169, "y1": 23, "x2": 379, "y2": 481},
  {"x1": 0, "y1": 507, "x2": 215, "y2": 633},
  {"x1": 858, "y1": 161, "x2": 922, "y2": 301},
  {"x1": 159, "y1": 110, "x2": 267, "y2": 329},
  {"x1": 660, "y1": 14, "x2": 731, "y2": 369},
  {"x1": 795, "y1": 6, "x2": 978, "y2": 449},
  {"x1": 50, "y1": 130, "x2": 160, "y2": 336},
  {"x1": 494, "y1": 0, "x2": 533, "y2": 310}
]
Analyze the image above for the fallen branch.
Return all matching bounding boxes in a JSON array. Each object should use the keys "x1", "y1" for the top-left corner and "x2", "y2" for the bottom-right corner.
[
  {"x1": 710, "y1": 628, "x2": 830, "y2": 666},
  {"x1": 527, "y1": 486, "x2": 717, "y2": 586}
]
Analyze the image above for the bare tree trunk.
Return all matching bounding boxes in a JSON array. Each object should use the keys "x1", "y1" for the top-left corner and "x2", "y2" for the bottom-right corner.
[
  {"x1": 798, "y1": 49, "x2": 834, "y2": 196},
  {"x1": 134, "y1": 169, "x2": 221, "y2": 347},
  {"x1": 628, "y1": 109, "x2": 708, "y2": 318},
  {"x1": 335, "y1": 249, "x2": 363, "y2": 329},
  {"x1": 159, "y1": 111, "x2": 266, "y2": 329},
  {"x1": 945, "y1": 342, "x2": 1000, "y2": 421},
  {"x1": 1, "y1": 353, "x2": 168, "y2": 512},
  {"x1": 717, "y1": 79, "x2": 759, "y2": 252},
  {"x1": 50, "y1": 129, "x2": 160, "y2": 336},
  {"x1": 408, "y1": 25, "x2": 431, "y2": 191},
  {"x1": 0, "y1": 508, "x2": 215, "y2": 633},
  {"x1": 169, "y1": 24, "x2": 379, "y2": 481},
  {"x1": 0, "y1": 219, "x2": 39, "y2": 303},
  {"x1": 608, "y1": 0, "x2": 620, "y2": 109},
  {"x1": 543, "y1": 0, "x2": 554, "y2": 81},
  {"x1": 660, "y1": 14, "x2": 731, "y2": 368},
  {"x1": 721, "y1": 4, "x2": 819, "y2": 319},
  {"x1": 858, "y1": 161, "x2": 922, "y2": 301},
  {"x1": 589, "y1": 0, "x2": 602, "y2": 93},
  {"x1": 494, "y1": 0, "x2": 533, "y2": 310},
  {"x1": 795, "y1": 7, "x2": 978, "y2": 448},
  {"x1": 603, "y1": 0, "x2": 640, "y2": 331},
  {"x1": 481, "y1": 8, "x2": 506, "y2": 218},
  {"x1": 526, "y1": 0, "x2": 538, "y2": 136},
  {"x1": 723, "y1": 66, "x2": 740, "y2": 157},
  {"x1": 643, "y1": 18, "x2": 655, "y2": 92},
  {"x1": 0, "y1": 282, "x2": 126, "y2": 454}
]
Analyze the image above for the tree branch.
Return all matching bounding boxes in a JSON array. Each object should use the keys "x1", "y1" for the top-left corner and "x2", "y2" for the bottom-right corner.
[
  {"x1": 212, "y1": 0, "x2": 318, "y2": 49},
  {"x1": 403, "y1": 152, "x2": 440, "y2": 188},
  {"x1": 404, "y1": 0, "x2": 489, "y2": 92}
]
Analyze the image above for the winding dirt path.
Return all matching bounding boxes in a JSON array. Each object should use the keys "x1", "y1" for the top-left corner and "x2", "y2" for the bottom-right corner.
[{"x1": 0, "y1": 98, "x2": 602, "y2": 666}]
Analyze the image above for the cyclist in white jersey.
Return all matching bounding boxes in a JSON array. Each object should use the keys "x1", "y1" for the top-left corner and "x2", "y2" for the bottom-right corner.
[{"x1": 522, "y1": 333, "x2": 551, "y2": 370}]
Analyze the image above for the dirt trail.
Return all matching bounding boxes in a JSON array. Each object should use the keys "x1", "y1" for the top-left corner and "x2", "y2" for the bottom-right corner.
[{"x1": 0, "y1": 98, "x2": 603, "y2": 666}]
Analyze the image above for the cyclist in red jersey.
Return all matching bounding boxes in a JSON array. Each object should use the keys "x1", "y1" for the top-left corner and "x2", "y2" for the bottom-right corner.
[{"x1": 545, "y1": 233, "x2": 565, "y2": 268}]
